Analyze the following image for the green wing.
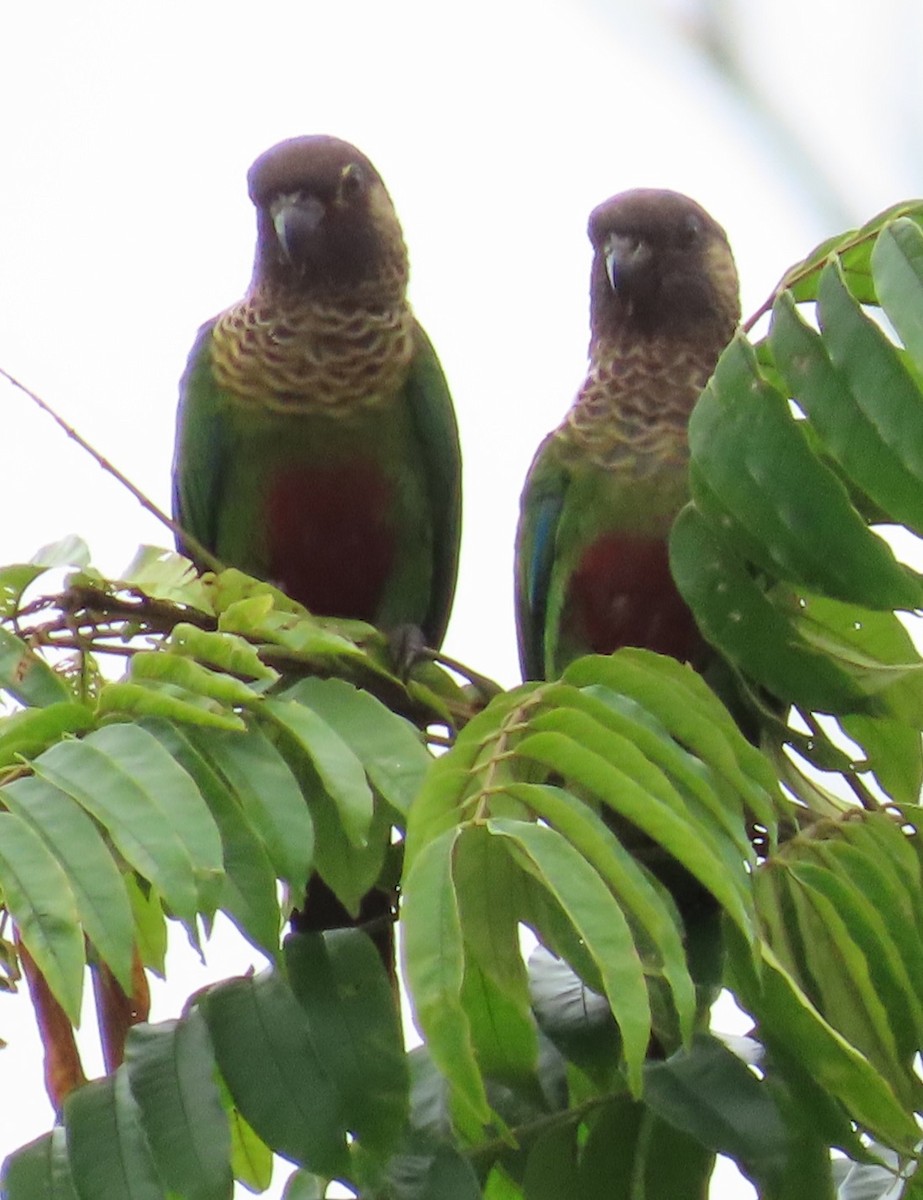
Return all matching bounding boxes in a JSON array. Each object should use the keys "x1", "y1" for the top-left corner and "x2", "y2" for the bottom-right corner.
[
  {"x1": 515, "y1": 436, "x2": 569, "y2": 680},
  {"x1": 403, "y1": 320, "x2": 462, "y2": 649},
  {"x1": 171, "y1": 319, "x2": 228, "y2": 564}
]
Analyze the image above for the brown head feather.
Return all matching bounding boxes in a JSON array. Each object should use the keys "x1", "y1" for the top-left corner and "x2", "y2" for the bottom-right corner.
[
  {"x1": 561, "y1": 190, "x2": 740, "y2": 472},
  {"x1": 246, "y1": 135, "x2": 409, "y2": 301},
  {"x1": 587, "y1": 189, "x2": 739, "y2": 346}
]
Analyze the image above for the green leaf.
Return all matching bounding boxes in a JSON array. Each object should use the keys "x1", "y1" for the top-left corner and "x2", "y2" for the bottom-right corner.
[
  {"x1": 522, "y1": 1124, "x2": 579, "y2": 1200},
  {"x1": 31, "y1": 728, "x2": 217, "y2": 931},
  {"x1": 85, "y1": 724, "x2": 223, "y2": 914},
  {"x1": 511, "y1": 727, "x2": 754, "y2": 940},
  {"x1": 785, "y1": 591, "x2": 923, "y2": 722},
  {"x1": 488, "y1": 817, "x2": 650, "y2": 1095},
  {"x1": 562, "y1": 652, "x2": 779, "y2": 828},
  {"x1": 119, "y1": 545, "x2": 207, "y2": 604},
  {"x1": 280, "y1": 677, "x2": 431, "y2": 817},
  {"x1": 203, "y1": 967, "x2": 350, "y2": 1178},
  {"x1": 185, "y1": 723, "x2": 313, "y2": 897},
  {"x1": 285, "y1": 930, "x2": 409, "y2": 1161},
  {"x1": 223, "y1": 1090, "x2": 272, "y2": 1194},
  {"x1": 728, "y1": 938, "x2": 919, "y2": 1151},
  {"x1": 690, "y1": 333, "x2": 921, "y2": 609},
  {"x1": 508, "y1": 782, "x2": 695, "y2": 1046},
  {"x1": 125, "y1": 1014, "x2": 232, "y2": 1200},
  {"x1": 1, "y1": 775, "x2": 134, "y2": 990},
  {"x1": 386, "y1": 1144, "x2": 484, "y2": 1199},
  {"x1": 549, "y1": 679, "x2": 759, "y2": 852},
  {"x1": 791, "y1": 856, "x2": 923, "y2": 1068},
  {"x1": 142, "y1": 720, "x2": 281, "y2": 958},
  {"x1": 262, "y1": 698, "x2": 374, "y2": 848},
  {"x1": 0, "y1": 811, "x2": 84, "y2": 1021},
  {"x1": 130, "y1": 651, "x2": 260, "y2": 708},
  {"x1": 576, "y1": 1100, "x2": 716, "y2": 1200},
  {"x1": 453, "y1": 826, "x2": 540, "y2": 1088},
  {"x1": 0, "y1": 628, "x2": 71, "y2": 708},
  {"x1": 401, "y1": 826, "x2": 493, "y2": 1139},
  {"x1": 779, "y1": 201, "x2": 923, "y2": 306},
  {"x1": 769, "y1": 291, "x2": 923, "y2": 534},
  {"x1": 817, "y1": 260, "x2": 923, "y2": 532},
  {"x1": 125, "y1": 874, "x2": 167, "y2": 977},
  {"x1": 814, "y1": 837, "x2": 923, "y2": 1018},
  {"x1": 841, "y1": 714, "x2": 923, "y2": 806},
  {"x1": 281, "y1": 1169, "x2": 328, "y2": 1199},
  {"x1": 643, "y1": 1034, "x2": 793, "y2": 1192},
  {"x1": 671, "y1": 505, "x2": 865, "y2": 711},
  {"x1": 0, "y1": 1128, "x2": 78, "y2": 1200},
  {"x1": 167, "y1": 622, "x2": 278, "y2": 685},
  {"x1": 97, "y1": 681, "x2": 246, "y2": 731},
  {"x1": 872, "y1": 216, "x2": 923, "y2": 367},
  {"x1": 64, "y1": 1070, "x2": 164, "y2": 1200},
  {"x1": 0, "y1": 703, "x2": 95, "y2": 769}
]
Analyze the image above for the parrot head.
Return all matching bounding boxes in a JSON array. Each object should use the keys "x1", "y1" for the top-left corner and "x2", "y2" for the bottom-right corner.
[
  {"x1": 247, "y1": 135, "x2": 409, "y2": 297},
  {"x1": 587, "y1": 189, "x2": 740, "y2": 341}
]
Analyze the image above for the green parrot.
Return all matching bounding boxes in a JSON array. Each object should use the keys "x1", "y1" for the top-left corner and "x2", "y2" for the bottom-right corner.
[
  {"x1": 172, "y1": 135, "x2": 462, "y2": 972},
  {"x1": 173, "y1": 134, "x2": 461, "y2": 649},
  {"x1": 515, "y1": 188, "x2": 740, "y2": 681}
]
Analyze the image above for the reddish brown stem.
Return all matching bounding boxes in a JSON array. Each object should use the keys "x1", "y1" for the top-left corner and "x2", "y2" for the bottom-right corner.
[
  {"x1": 17, "y1": 935, "x2": 86, "y2": 1112},
  {"x1": 92, "y1": 950, "x2": 151, "y2": 1073}
]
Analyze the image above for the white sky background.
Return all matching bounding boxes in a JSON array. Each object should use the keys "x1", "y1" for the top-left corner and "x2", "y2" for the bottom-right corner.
[{"x1": 0, "y1": 1, "x2": 921, "y2": 1196}]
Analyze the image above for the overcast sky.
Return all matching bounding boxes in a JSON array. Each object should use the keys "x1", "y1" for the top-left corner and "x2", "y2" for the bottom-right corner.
[{"x1": 0, "y1": 2, "x2": 920, "y2": 1195}]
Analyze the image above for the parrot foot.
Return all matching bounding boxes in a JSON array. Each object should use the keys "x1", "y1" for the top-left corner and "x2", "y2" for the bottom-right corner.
[{"x1": 387, "y1": 622, "x2": 430, "y2": 678}]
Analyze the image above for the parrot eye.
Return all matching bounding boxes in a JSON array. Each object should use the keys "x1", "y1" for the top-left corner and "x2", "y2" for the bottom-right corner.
[
  {"x1": 339, "y1": 163, "x2": 366, "y2": 202},
  {"x1": 679, "y1": 214, "x2": 702, "y2": 246}
]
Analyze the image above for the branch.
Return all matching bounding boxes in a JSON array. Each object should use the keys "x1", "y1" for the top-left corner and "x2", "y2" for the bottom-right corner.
[{"x1": 0, "y1": 364, "x2": 225, "y2": 574}]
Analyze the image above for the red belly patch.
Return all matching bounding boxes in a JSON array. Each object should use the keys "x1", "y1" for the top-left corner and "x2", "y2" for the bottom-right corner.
[
  {"x1": 267, "y1": 462, "x2": 396, "y2": 621},
  {"x1": 566, "y1": 534, "x2": 701, "y2": 662}
]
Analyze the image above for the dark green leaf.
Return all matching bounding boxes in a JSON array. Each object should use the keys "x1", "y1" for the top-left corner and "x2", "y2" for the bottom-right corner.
[
  {"x1": 285, "y1": 930, "x2": 408, "y2": 1160},
  {"x1": 203, "y1": 967, "x2": 349, "y2": 1178},
  {"x1": 644, "y1": 1034, "x2": 791, "y2": 1190},
  {"x1": 125, "y1": 1015, "x2": 232, "y2": 1200},
  {"x1": 64, "y1": 1070, "x2": 163, "y2": 1200},
  {"x1": 522, "y1": 1124, "x2": 578, "y2": 1200},
  {"x1": 0, "y1": 1128, "x2": 78, "y2": 1200}
]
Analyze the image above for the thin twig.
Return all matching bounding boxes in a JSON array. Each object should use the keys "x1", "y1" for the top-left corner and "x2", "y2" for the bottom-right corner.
[{"x1": 0, "y1": 364, "x2": 225, "y2": 574}]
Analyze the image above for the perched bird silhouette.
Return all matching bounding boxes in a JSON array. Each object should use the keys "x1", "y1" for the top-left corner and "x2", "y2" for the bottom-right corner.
[
  {"x1": 515, "y1": 189, "x2": 740, "y2": 680},
  {"x1": 173, "y1": 134, "x2": 461, "y2": 645},
  {"x1": 172, "y1": 135, "x2": 462, "y2": 972}
]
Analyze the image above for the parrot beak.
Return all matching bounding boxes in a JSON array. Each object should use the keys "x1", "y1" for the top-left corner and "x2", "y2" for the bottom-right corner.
[
  {"x1": 604, "y1": 234, "x2": 651, "y2": 292},
  {"x1": 271, "y1": 194, "x2": 326, "y2": 265}
]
